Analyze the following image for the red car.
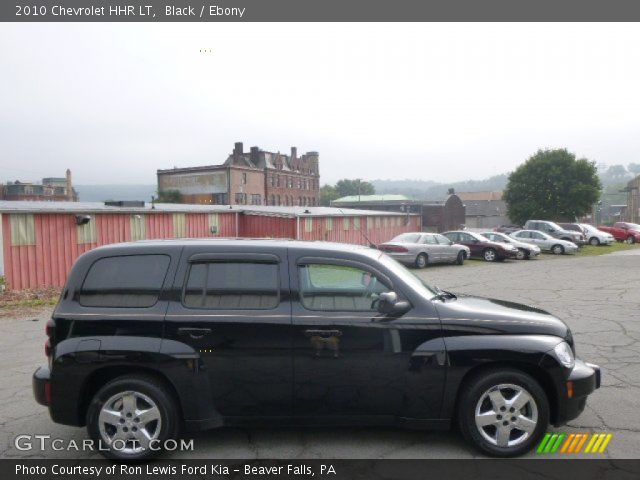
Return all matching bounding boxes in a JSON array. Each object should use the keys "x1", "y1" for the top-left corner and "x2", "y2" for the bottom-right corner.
[{"x1": 598, "y1": 222, "x2": 640, "y2": 244}]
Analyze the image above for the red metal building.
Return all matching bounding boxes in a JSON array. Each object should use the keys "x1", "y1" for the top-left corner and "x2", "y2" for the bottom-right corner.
[{"x1": 0, "y1": 201, "x2": 420, "y2": 290}]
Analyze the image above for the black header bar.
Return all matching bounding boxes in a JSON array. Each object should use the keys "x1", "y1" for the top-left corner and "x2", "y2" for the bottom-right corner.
[{"x1": 3, "y1": 0, "x2": 640, "y2": 22}]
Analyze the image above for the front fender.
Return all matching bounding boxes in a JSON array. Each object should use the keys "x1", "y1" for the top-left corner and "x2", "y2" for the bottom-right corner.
[{"x1": 440, "y1": 334, "x2": 564, "y2": 419}]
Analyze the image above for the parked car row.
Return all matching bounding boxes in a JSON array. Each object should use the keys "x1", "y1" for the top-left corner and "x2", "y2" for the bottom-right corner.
[
  {"x1": 380, "y1": 223, "x2": 601, "y2": 268},
  {"x1": 498, "y1": 220, "x2": 636, "y2": 245}
]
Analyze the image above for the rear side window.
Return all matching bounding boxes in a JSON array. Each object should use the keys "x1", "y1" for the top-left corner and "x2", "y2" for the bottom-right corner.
[
  {"x1": 183, "y1": 262, "x2": 279, "y2": 310},
  {"x1": 79, "y1": 255, "x2": 170, "y2": 308}
]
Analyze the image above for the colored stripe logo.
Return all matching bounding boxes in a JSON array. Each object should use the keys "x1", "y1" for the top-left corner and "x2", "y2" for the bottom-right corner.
[{"x1": 537, "y1": 433, "x2": 612, "y2": 454}]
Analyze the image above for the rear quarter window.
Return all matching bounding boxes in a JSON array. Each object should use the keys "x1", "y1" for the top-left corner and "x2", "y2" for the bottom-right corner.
[{"x1": 78, "y1": 254, "x2": 171, "y2": 308}]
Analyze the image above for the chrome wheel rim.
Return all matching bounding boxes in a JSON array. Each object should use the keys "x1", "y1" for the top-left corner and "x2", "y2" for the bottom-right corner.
[
  {"x1": 98, "y1": 390, "x2": 162, "y2": 454},
  {"x1": 552, "y1": 245, "x2": 563, "y2": 254},
  {"x1": 590, "y1": 238, "x2": 598, "y2": 246},
  {"x1": 475, "y1": 383, "x2": 538, "y2": 448},
  {"x1": 417, "y1": 255, "x2": 427, "y2": 267},
  {"x1": 484, "y1": 250, "x2": 496, "y2": 261},
  {"x1": 516, "y1": 249, "x2": 525, "y2": 260}
]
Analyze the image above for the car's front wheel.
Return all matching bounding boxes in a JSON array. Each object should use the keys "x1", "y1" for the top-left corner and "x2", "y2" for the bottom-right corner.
[
  {"x1": 515, "y1": 249, "x2": 526, "y2": 260},
  {"x1": 483, "y1": 248, "x2": 497, "y2": 262},
  {"x1": 457, "y1": 369, "x2": 549, "y2": 457},
  {"x1": 86, "y1": 375, "x2": 179, "y2": 460},
  {"x1": 551, "y1": 244, "x2": 564, "y2": 255},
  {"x1": 456, "y1": 251, "x2": 465, "y2": 265},
  {"x1": 589, "y1": 237, "x2": 600, "y2": 246},
  {"x1": 626, "y1": 235, "x2": 636, "y2": 244}
]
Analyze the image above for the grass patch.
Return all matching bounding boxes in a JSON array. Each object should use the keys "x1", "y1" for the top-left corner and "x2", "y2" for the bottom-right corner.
[
  {"x1": 576, "y1": 242, "x2": 640, "y2": 257},
  {"x1": 0, "y1": 287, "x2": 61, "y2": 315}
]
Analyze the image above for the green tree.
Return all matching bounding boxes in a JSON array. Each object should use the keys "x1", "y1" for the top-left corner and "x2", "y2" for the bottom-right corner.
[
  {"x1": 504, "y1": 149, "x2": 601, "y2": 224},
  {"x1": 320, "y1": 184, "x2": 339, "y2": 206},
  {"x1": 334, "y1": 178, "x2": 375, "y2": 198},
  {"x1": 157, "y1": 189, "x2": 182, "y2": 203}
]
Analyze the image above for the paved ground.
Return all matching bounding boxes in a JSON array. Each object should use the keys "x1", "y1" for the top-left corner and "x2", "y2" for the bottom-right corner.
[{"x1": 1, "y1": 251, "x2": 638, "y2": 459}]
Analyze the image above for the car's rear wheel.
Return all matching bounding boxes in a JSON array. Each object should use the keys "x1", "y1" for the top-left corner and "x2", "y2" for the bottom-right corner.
[
  {"x1": 456, "y1": 251, "x2": 465, "y2": 265},
  {"x1": 457, "y1": 369, "x2": 549, "y2": 457},
  {"x1": 86, "y1": 375, "x2": 179, "y2": 460},
  {"x1": 626, "y1": 236, "x2": 636, "y2": 244},
  {"x1": 515, "y1": 249, "x2": 526, "y2": 260},
  {"x1": 589, "y1": 237, "x2": 600, "y2": 246},
  {"x1": 483, "y1": 248, "x2": 497, "y2": 262},
  {"x1": 551, "y1": 244, "x2": 564, "y2": 255},
  {"x1": 415, "y1": 253, "x2": 428, "y2": 269}
]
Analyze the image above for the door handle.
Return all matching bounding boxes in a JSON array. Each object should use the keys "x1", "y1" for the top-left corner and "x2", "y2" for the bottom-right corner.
[
  {"x1": 178, "y1": 327, "x2": 212, "y2": 339},
  {"x1": 304, "y1": 329, "x2": 342, "y2": 337}
]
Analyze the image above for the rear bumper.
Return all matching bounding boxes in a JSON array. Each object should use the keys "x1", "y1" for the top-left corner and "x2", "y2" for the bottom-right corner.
[
  {"x1": 33, "y1": 366, "x2": 51, "y2": 406},
  {"x1": 555, "y1": 359, "x2": 600, "y2": 426}
]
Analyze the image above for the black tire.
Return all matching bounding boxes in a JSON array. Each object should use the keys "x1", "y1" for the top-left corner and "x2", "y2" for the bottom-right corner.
[
  {"x1": 456, "y1": 251, "x2": 465, "y2": 265},
  {"x1": 483, "y1": 248, "x2": 498, "y2": 262},
  {"x1": 415, "y1": 253, "x2": 428, "y2": 269},
  {"x1": 86, "y1": 375, "x2": 179, "y2": 460},
  {"x1": 627, "y1": 236, "x2": 636, "y2": 244},
  {"x1": 589, "y1": 237, "x2": 600, "y2": 246},
  {"x1": 515, "y1": 249, "x2": 526, "y2": 261},
  {"x1": 457, "y1": 368, "x2": 549, "y2": 457},
  {"x1": 551, "y1": 244, "x2": 564, "y2": 255}
]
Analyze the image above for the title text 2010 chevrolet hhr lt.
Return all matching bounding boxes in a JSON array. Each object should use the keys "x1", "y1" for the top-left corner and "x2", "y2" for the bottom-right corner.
[{"x1": 33, "y1": 239, "x2": 600, "y2": 459}]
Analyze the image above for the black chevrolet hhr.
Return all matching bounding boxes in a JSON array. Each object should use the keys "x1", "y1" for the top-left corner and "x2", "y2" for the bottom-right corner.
[{"x1": 33, "y1": 239, "x2": 600, "y2": 459}]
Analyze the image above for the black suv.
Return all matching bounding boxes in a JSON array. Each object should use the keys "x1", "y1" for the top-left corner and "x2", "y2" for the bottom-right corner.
[{"x1": 33, "y1": 239, "x2": 600, "y2": 459}]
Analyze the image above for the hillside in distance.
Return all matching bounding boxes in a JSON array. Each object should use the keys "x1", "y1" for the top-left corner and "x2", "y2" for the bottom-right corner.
[
  {"x1": 75, "y1": 184, "x2": 156, "y2": 203},
  {"x1": 370, "y1": 174, "x2": 509, "y2": 200}
]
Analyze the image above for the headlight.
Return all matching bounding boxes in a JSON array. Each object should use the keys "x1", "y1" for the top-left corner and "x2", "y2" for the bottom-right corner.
[{"x1": 554, "y1": 342, "x2": 575, "y2": 368}]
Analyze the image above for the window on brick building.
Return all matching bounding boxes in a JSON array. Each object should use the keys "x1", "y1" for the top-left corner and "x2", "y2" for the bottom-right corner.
[{"x1": 241, "y1": 173, "x2": 247, "y2": 185}]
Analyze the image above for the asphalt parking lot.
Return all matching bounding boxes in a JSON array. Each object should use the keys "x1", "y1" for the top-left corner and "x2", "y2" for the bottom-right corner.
[{"x1": 1, "y1": 251, "x2": 638, "y2": 459}]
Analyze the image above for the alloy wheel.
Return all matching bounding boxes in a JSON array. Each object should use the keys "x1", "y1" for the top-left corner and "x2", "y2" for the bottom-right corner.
[
  {"x1": 516, "y1": 249, "x2": 526, "y2": 260},
  {"x1": 552, "y1": 245, "x2": 563, "y2": 255},
  {"x1": 589, "y1": 237, "x2": 599, "y2": 246},
  {"x1": 484, "y1": 249, "x2": 497, "y2": 262},
  {"x1": 474, "y1": 383, "x2": 539, "y2": 448},
  {"x1": 98, "y1": 390, "x2": 162, "y2": 454}
]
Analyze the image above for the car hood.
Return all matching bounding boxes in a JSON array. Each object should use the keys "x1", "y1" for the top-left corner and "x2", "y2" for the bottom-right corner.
[{"x1": 434, "y1": 294, "x2": 570, "y2": 339}]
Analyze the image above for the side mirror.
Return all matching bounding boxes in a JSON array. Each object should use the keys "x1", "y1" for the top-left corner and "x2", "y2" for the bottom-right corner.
[{"x1": 377, "y1": 291, "x2": 410, "y2": 316}]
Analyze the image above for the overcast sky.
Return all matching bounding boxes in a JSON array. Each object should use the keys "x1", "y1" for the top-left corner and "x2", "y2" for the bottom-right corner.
[{"x1": 1, "y1": 23, "x2": 639, "y2": 185}]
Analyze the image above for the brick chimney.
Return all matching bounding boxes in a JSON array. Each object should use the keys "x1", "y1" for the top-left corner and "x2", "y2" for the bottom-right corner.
[
  {"x1": 250, "y1": 146, "x2": 260, "y2": 165},
  {"x1": 65, "y1": 169, "x2": 74, "y2": 201},
  {"x1": 233, "y1": 142, "x2": 243, "y2": 161}
]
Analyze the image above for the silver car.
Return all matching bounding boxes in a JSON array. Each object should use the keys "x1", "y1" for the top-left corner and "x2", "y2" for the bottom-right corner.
[
  {"x1": 379, "y1": 232, "x2": 471, "y2": 268},
  {"x1": 510, "y1": 230, "x2": 579, "y2": 255},
  {"x1": 480, "y1": 231, "x2": 541, "y2": 260}
]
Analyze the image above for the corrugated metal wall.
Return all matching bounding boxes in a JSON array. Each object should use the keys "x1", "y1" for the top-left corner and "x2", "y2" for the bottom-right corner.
[
  {"x1": 2, "y1": 212, "x2": 237, "y2": 290},
  {"x1": 239, "y1": 214, "x2": 296, "y2": 239},
  {"x1": 1, "y1": 211, "x2": 420, "y2": 290}
]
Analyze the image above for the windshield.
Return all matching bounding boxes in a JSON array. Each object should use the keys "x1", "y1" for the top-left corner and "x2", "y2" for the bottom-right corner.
[{"x1": 377, "y1": 252, "x2": 438, "y2": 300}]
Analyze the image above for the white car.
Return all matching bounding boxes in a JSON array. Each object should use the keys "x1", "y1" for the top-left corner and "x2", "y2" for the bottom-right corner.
[
  {"x1": 509, "y1": 230, "x2": 579, "y2": 255},
  {"x1": 379, "y1": 232, "x2": 471, "y2": 268},
  {"x1": 579, "y1": 223, "x2": 615, "y2": 246}
]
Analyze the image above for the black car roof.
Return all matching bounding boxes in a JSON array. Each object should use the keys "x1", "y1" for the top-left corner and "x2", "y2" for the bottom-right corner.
[{"x1": 84, "y1": 238, "x2": 383, "y2": 259}]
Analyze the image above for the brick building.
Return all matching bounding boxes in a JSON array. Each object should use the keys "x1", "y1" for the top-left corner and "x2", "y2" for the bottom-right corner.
[
  {"x1": 157, "y1": 142, "x2": 320, "y2": 206},
  {"x1": 0, "y1": 169, "x2": 78, "y2": 202}
]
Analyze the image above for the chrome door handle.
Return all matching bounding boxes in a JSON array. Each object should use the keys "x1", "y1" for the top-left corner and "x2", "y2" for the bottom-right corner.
[
  {"x1": 304, "y1": 329, "x2": 342, "y2": 337},
  {"x1": 178, "y1": 327, "x2": 212, "y2": 339}
]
